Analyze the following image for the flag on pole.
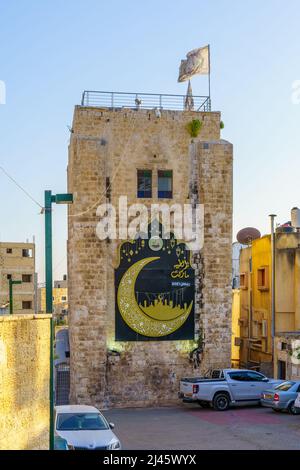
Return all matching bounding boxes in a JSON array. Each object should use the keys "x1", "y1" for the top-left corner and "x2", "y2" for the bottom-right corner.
[{"x1": 178, "y1": 45, "x2": 210, "y2": 83}]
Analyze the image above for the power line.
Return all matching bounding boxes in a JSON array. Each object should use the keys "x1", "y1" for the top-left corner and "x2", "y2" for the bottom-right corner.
[{"x1": 0, "y1": 165, "x2": 43, "y2": 210}]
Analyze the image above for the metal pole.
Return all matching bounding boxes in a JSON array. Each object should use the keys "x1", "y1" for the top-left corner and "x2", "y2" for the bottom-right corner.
[
  {"x1": 269, "y1": 214, "x2": 277, "y2": 359},
  {"x1": 45, "y1": 190, "x2": 54, "y2": 450},
  {"x1": 208, "y1": 44, "x2": 211, "y2": 110},
  {"x1": 9, "y1": 279, "x2": 13, "y2": 315},
  {"x1": 9, "y1": 279, "x2": 22, "y2": 315}
]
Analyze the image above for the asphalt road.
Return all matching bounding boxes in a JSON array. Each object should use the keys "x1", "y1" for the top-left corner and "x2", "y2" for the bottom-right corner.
[{"x1": 104, "y1": 404, "x2": 300, "y2": 450}]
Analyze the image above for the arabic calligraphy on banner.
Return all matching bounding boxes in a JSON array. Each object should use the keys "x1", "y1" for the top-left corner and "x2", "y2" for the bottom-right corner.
[{"x1": 171, "y1": 260, "x2": 190, "y2": 279}]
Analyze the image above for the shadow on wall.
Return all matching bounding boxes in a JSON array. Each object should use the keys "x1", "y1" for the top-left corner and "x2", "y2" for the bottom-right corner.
[{"x1": 0, "y1": 315, "x2": 50, "y2": 450}]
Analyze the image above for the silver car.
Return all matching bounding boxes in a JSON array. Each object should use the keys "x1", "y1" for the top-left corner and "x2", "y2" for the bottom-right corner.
[
  {"x1": 261, "y1": 381, "x2": 300, "y2": 415},
  {"x1": 55, "y1": 405, "x2": 122, "y2": 450}
]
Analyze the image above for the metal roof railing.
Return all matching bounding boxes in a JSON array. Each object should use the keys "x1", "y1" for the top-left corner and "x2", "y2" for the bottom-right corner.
[{"x1": 81, "y1": 91, "x2": 211, "y2": 112}]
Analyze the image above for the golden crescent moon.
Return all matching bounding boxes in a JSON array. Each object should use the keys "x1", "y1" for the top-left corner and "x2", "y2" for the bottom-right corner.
[{"x1": 117, "y1": 257, "x2": 193, "y2": 337}]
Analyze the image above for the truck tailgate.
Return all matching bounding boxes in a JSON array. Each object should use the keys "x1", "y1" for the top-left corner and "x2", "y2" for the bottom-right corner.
[{"x1": 180, "y1": 380, "x2": 196, "y2": 398}]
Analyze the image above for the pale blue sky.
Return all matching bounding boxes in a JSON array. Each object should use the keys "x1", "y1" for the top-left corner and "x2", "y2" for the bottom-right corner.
[{"x1": 1, "y1": 0, "x2": 300, "y2": 282}]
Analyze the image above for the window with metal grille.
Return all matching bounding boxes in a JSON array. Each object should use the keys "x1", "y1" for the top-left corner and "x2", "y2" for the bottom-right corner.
[
  {"x1": 137, "y1": 170, "x2": 152, "y2": 198},
  {"x1": 22, "y1": 274, "x2": 32, "y2": 283},
  {"x1": 158, "y1": 170, "x2": 172, "y2": 198}
]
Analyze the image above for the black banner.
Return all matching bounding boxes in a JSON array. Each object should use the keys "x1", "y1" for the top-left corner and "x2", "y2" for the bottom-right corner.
[{"x1": 115, "y1": 223, "x2": 195, "y2": 341}]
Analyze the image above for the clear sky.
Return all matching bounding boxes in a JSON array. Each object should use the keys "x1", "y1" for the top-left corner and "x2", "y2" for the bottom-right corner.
[{"x1": 1, "y1": 0, "x2": 300, "y2": 282}]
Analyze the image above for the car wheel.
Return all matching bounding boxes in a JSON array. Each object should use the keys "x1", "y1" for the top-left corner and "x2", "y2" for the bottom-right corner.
[
  {"x1": 288, "y1": 401, "x2": 300, "y2": 415},
  {"x1": 198, "y1": 401, "x2": 210, "y2": 408},
  {"x1": 212, "y1": 393, "x2": 230, "y2": 411}
]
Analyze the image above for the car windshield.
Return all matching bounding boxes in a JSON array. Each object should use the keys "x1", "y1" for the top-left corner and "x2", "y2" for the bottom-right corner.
[
  {"x1": 275, "y1": 381, "x2": 295, "y2": 391},
  {"x1": 56, "y1": 413, "x2": 109, "y2": 431}
]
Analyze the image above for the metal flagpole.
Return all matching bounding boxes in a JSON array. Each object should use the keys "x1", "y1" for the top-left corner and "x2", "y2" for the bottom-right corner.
[{"x1": 208, "y1": 44, "x2": 211, "y2": 110}]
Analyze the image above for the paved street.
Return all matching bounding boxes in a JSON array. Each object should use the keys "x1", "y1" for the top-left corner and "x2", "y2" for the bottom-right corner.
[{"x1": 104, "y1": 404, "x2": 300, "y2": 450}]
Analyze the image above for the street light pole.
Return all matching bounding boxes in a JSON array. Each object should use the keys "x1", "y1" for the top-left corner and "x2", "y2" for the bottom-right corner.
[
  {"x1": 44, "y1": 190, "x2": 73, "y2": 451},
  {"x1": 269, "y1": 214, "x2": 277, "y2": 362},
  {"x1": 9, "y1": 278, "x2": 22, "y2": 314}
]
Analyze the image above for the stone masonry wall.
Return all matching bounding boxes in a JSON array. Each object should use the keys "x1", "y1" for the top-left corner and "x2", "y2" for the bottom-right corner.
[
  {"x1": 68, "y1": 107, "x2": 233, "y2": 408},
  {"x1": 0, "y1": 314, "x2": 50, "y2": 450}
]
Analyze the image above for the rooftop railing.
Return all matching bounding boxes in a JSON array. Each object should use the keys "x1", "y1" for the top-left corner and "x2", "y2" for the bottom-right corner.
[{"x1": 81, "y1": 91, "x2": 211, "y2": 112}]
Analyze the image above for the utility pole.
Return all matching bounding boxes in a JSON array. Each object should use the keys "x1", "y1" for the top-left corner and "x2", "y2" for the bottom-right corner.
[
  {"x1": 269, "y1": 214, "x2": 277, "y2": 360},
  {"x1": 44, "y1": 190, "x2": 73, "y2": 450}
]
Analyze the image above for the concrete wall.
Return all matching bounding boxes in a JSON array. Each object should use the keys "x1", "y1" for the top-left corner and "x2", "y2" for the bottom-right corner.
[
  {"x1": 68, "y1": 106, "x2": 233, "y2": 408},
  {"x1": 0, "y1": 314, "x2": 50, "y2": 450}
]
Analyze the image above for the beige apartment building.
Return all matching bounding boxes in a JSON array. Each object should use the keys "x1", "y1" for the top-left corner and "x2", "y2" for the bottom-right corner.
[
  {"x1": 38, "y1": 275, "x2": 68, "y2": 319},
  {"x1": 0, "y1": 242, "x2": 35, "y2": 315}
]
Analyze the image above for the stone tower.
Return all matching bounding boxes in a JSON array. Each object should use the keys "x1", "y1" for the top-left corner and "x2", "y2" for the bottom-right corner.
[{"x1": 67, "y1": 92, "x2": 233, "y2": 408}]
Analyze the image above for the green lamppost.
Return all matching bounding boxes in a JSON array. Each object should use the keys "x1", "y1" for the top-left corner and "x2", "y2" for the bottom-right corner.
[
  {"x1": 9, "y1": 278, "x2": 22, "y2": 314},
  {"x1": 44, "y1": 190, "x2": 73, "y2": 450}
]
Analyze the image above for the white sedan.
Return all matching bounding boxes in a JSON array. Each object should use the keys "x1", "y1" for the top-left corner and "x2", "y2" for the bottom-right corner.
[{"x1": 55, "y1": 405, "x2": 121, "y2": 450}]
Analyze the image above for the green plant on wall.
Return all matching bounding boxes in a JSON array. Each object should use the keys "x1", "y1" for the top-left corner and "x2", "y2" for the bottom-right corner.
[
  {"x1": 220, "y1": 121, "x2": 225, "y2": 129},
  {"x1": 187, "y1": 119, "x2": 202, "y2": 138}
]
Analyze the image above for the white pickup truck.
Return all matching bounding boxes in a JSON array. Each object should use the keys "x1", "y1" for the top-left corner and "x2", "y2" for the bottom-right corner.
[{"x1": 179, "y1": 369, "x2": 283, "y2": 411}]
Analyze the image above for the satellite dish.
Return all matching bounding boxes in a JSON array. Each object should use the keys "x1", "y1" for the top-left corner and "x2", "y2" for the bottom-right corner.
[{"x1": 237, "y1": 227, "x2": 261, "y2": 245}]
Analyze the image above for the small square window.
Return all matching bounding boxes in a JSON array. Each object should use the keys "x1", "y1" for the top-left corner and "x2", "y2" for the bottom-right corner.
[
  {"x1": 257, "y1": 267, "x2": 269, "y2": 290},
  {"x1": 7, "y1": 274, "x2": 12, "y2": 280},
  {"x1": 22, "y1": 301, "x2": 32, "y2": 310},
  {"x1": 137, "y1": 170, "x2": 152, "y2": 198},
  {"x1": 240, "y1": 273, "x2": 248, "y2": 289},
  {"x1": 61, "y1": 296, "x2": 67, "y2": 301},
  {"x1": 6, "y1": 248, "x2": 12, "y2": 254},
  {"x1": 158, "y1": 170, "x2": 173, "y2": 198},
  {"x1": 22, "y1": 249, "x2": 33, "y2": 258},
  {"x1": 22, "y1": 274, "x2": 32, "y2": 283}
]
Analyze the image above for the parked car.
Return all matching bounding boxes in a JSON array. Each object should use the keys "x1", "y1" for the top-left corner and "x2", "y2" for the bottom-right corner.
[
  {"x1": 261, "y1": 381, "x2": 300, "y2": 414},
  {"x1": 179, "y1": 369, "x2": 283, "y2": 411},
  {"x1": 54, "y1": 435, "x2": 71, "y2": 450},
  {"x1": 294, "y1": 392, "x2": 300, "y2": 411},
  {"x1": 55, "y1": 405, "x2": 121, "y2": 450}
]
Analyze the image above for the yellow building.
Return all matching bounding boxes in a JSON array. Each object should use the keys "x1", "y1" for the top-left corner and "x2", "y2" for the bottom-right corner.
[
  {"x1": 234, "y1": 230, "x2": 300, "y2": 375},
  {"x1": 0, "y1": 242, "x2": 35, "y2": 315},
  {"x1": 231, "y1": 289, "x2": 241, "y2": 367}
]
